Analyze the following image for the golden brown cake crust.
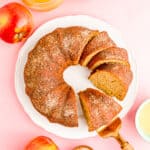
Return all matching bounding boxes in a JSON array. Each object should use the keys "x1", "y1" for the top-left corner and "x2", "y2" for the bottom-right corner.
[
  {"x1": 80, "y1": 31, "x2": 116, "y2": 66},
  {"x1": 24, "y1": 26, "x2": 97, "y2": 127},
  {"x1": 79, "y1": 88, "x2": 122, "y2": 131},
  {"x1": 62, "y1": 87, "x2": 78, "y2": 127},
  {"x1": 24, "y1": 26, "x2": 132, "y2": 128},
  {"x1": 56, "y1": 26, "x2": 99, "y2": 65},
  {"x1": 88, "y1": 47, "x2": 130, "y2": 70},
  {"x1": 47, "y1": 84, "x2": 78, "y2": 127}
]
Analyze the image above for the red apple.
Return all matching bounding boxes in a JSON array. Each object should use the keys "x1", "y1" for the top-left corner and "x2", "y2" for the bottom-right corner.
[
  {"x1": 73, "y1": 145, "x2": 93, "y2": 150},
  {"x1": 0, "y1": 2, "x2": 33, "y2": 43},
  {"x1": 25, "y1": 136, "x2": 59, "y2": 150}
]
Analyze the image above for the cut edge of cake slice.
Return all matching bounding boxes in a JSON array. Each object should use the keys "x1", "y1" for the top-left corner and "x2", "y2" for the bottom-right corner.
[
  {"x1": 78, "y1": 88, "x2": 122, "y2": 131},
  {"x1": 88, "y1": 47, "x2": 130, "y2": 70},
  {"x1": 89, "y1": 63, "x2": 133, "y2": 101},
  {"x1": 80, "y1": 31, "x2": 116, "y2": 66}
]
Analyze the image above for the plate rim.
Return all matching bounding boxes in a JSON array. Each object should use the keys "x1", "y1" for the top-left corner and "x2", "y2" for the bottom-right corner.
[{"x1": 15, "y1": 15, "x2": 138, "y2": 139}]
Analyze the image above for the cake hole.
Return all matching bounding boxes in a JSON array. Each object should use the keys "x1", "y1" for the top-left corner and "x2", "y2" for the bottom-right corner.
[
  {"x1": 63, "y1": 65, "x2": 96, "y2": 117},
  {"x1": 63, "y1": 65, "x2": 95, "y2": 93}
]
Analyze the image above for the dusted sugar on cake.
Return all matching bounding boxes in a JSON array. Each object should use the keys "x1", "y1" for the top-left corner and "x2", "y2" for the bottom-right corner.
[
  {"x1": 57, "y1": 26, "x2": 99, "y2": 65},
  {"x1": 80, "y1": 31, "x2": 116, "y2": 66},
  {"x1": 24, "y1": 26, "x2": 98, "y2": 127},
  {"x1": 78, "y1": 88, "x2": 122, "y2": 131},
  {"x1": 24, "y1": 25, "x2": 133, "y2": 128},
  {"x1": 88, "y1": 47, "x2": 130, "y2": 70}
]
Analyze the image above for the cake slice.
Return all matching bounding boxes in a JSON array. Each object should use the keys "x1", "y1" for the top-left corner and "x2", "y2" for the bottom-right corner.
[
  {"x1": 62, "y1": 86, "x2": 78, "y2": 127},
  {"x1": 58, "y1": 26, "x2": 99, "y2": 65},
  {"x1": 47, "y1": 84, "x2": 78, "y2": 127},
  {"x1": 80, "y1": 31, "x2": 116, "y2": 66},
  {"x1": 89, "y1": 64, "x2": 133, "y2": 100},
  {"x1": 30, "y1": 83, "x2": 78, "y2": 127},
  {"x1": 88, "y1": 47, "x2": 130, "y2": 70},
  {"x1": 78, "y1": 88, "x2": 122, "y2": 131}
]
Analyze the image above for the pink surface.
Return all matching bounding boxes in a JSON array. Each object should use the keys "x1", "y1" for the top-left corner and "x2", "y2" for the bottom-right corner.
[{"x1": 0, "y1": 0, "x2": 150, "y2": 149}]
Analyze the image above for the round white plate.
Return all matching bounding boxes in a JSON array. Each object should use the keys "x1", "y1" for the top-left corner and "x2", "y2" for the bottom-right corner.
[{"x1": 15, "y1": 15, "x2": 138, "y2": 139}]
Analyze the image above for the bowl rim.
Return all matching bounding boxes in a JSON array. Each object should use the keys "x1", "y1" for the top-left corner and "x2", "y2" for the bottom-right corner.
[{"x1": 135, "y1": 98, "x2": 150, "y2": 142}]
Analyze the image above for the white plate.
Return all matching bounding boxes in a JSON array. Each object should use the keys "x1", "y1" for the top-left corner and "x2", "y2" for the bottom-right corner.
[{"x1": 15, "y1": 15, "x2": 138, "y2": 139}]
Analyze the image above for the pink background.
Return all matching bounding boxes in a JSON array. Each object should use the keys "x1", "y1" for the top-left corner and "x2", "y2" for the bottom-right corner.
[{"x1": 0, "y1": 0, "x2": 150, "y2": 149}]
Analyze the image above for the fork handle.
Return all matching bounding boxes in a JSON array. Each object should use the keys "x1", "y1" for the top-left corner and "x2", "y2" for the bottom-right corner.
[{"x1": 115, "y1": 133, "x2": 134, "y2": 150}]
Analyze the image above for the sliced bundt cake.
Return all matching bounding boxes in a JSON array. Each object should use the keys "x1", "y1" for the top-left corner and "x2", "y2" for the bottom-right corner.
[
  {"x1": 88, "y1": 47, "x2": 130, "y2": 70},
  {"x1": 80, "y1": 31, "x2": 116, "y2": 66},
  {"x1": 24, "y1": 25, "x2": 133, "y2": 128},
  {"x1": 24, "y1": 26, "x2": 98, "y2": 127},
  {"x1": 89, "y1": 64, "x2": 133, "y2": 100},
  {"x1": 78, "y1": 88, "x2": 122, "y2": 131}
]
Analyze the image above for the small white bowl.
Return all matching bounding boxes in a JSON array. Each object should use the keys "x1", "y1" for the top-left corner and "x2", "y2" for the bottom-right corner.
[{"x1": 135, "y1": 99, "x2": 150, "y2": 142}]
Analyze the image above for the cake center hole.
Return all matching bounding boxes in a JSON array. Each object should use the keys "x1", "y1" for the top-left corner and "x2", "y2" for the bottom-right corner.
[{"x1": 63, "y1": 65, "x2": 95, "y2": 93}]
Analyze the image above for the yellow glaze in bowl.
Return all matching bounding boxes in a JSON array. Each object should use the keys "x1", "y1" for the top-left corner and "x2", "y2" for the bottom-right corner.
[{"x1": 135, "y1": 99, "x2": 150, "y2": 142}]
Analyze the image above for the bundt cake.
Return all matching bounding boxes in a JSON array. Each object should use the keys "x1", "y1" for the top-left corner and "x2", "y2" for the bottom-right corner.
[
  {"x1": 89, "y1": 64, "x2": 133, "y2": 100},
  {"x1": 24, "y1": 26, "x2": 98, "y2": 127},
  {"x1": 80, "y1": 31, "x2": 116, "y2": 66},
  {"x1": 79, "y1": 88, "x2": 122, "y2": 131},
  {"x1": 24, "y1": 25, "x2": 133, "y2": 128},
  {"x1": 88, "y1": 47, "x2": 130, "y2": 70}
]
